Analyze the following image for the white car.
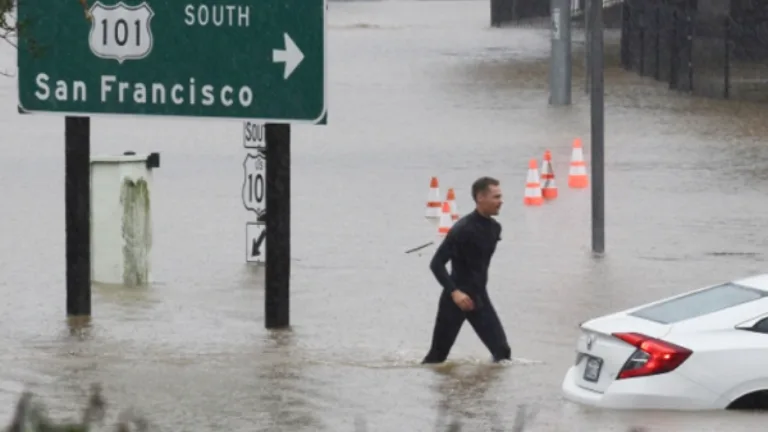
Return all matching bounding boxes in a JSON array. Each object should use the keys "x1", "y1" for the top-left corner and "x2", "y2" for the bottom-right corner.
[{"x1": 561, "y1": 273, "x2": 768, "y2": 410}]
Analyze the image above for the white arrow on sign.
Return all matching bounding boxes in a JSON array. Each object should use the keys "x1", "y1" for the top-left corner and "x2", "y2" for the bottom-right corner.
[{"x1": 272, "y1": 33, "x2": 304, "y2": 80}]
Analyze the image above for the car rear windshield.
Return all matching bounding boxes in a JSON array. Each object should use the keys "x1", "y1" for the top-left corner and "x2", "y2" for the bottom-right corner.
[{"x1": 630, "y1": 282, "x2": 768, "y2": 324}]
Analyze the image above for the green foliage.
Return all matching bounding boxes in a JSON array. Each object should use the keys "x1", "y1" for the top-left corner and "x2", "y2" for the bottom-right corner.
[
  {"x1": 0, "y1": 0, "x2": 56, "y2": 75},
  {"x1": 0, "y1": 0, "x2": 15, "y2": 48},
  {"x1": 4, "y1": 384, "x2": 649, "y2": 432},
  {"x1": 5, "y1": 384, "x2": 149, "y2": 432}
]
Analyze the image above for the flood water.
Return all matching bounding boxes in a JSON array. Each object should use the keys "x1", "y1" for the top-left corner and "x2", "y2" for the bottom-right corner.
[{"x1": 2, "y1": 0, "x2": 768, "y2": 430}]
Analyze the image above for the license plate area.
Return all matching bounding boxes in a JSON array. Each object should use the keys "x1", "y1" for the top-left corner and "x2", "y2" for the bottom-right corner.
[{"x1": 582, "y1": 354, "x2": 603, "y2": 383}]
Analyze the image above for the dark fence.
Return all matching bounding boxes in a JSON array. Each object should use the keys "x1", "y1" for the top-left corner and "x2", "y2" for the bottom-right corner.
[
  {"x1": 490, "y1": 0, "x2": 624, "y2": 28},
  {"x1": 620, "y1": 0, "x2": 768, "y2": 101},
  {"x1": 491, "y1": 0, "x2": 581, "y2": 26}
]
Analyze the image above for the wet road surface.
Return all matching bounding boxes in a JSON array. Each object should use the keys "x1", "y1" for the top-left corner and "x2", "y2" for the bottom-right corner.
[{"x1": 2, "y1": 0, "x2": 768, "y2": 430}]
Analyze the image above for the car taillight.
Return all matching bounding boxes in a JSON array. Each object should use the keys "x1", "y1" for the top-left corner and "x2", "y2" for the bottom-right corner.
[{"x1": 612, "y1": 332, "x2": 692, "y2": 380}]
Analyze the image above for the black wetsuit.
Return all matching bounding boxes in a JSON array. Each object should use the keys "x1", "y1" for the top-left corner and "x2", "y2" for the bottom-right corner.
[{"x1": 422, "y1": 209, "x2": 511, "y2": 363}]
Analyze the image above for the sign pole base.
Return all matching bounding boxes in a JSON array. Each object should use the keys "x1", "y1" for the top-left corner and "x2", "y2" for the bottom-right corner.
[
  {"x1": 264, "y1": 123, "x2": 290, "y2": 329},
  {"x1": 65, "y1": 116, "x2": 92, "y2": 316}
]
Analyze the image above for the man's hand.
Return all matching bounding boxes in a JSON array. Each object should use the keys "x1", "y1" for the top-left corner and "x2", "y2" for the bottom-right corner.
[{"x1": 451, "y1": 289, "x2": 474, "y2": 311}]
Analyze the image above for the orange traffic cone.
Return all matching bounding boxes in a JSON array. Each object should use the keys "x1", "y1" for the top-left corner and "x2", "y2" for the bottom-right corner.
[
  {"x1": 541, "y1": 150, "x2": 558, "y2": 199},
  {"x1": 524, "y1": 159, "x2": 544, "y2": 206},
  {"x1": 425, "y1": 176, "x2": 441, "y2": 218},
  {"x1": 437, "y1": 202, "x2": 453, "y2": 236},
  {"x1": 568, "y1": 138, "x2": 589, "y2": 189},
  {"x1": 446, "y1": 188, "x2": 459, "y2": 221}
]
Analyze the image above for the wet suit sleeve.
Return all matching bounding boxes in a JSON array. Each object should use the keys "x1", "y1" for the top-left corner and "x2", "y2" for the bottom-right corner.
[{"x1": 429, "y1": 227, "x2": 462, "y2": 296}]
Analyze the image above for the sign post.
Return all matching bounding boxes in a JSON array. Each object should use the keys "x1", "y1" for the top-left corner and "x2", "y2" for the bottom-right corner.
[
  {"x1": 18, "y1": 0, "x2": 326, "y2": 327},
  {"x1": 588, "y1": 0, "x2": 605, "y2": 254},
  {"x1": 264, "y1": 124, "x2": 290, "y2": 329},
  {"x1": 549, "y1": 0, "x2": 572, "y2": 105},
  {"x1": 65, "y1": 116, "x2": 91, "y2": 317},
  {"x1": 243, "y1": 121, "x2": 267, "y2": 264}
]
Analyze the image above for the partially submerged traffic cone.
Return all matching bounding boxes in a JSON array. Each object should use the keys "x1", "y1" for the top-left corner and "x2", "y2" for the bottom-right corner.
[
  {"x1": 437, "y1": 201, "x2": 453, "y2": 236},
  {"x1": 446, "y1": 188, "x2": 459, "y2": 221},
  {"x1": 568, "y1": 138, "x2": 589, "y2": 189},
  {"x1": 524, "y1": 159, "x2": 544, "y2": 206},
  {"x1": 541, "y1": 150, "x2": 558, "y2": 199},
  {"x1": 425, "y1": 176, "x2": 441, "y2": 218}
]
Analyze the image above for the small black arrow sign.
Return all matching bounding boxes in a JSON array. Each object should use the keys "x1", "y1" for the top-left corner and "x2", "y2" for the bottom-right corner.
[{"x1": 251, "y1": 228, "x2": 266, "y2": 257}]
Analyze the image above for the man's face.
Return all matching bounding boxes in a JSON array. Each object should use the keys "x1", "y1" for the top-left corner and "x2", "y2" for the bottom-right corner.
[{"x1": 478, "y1": 185, "x2": 503, "y2": 216}]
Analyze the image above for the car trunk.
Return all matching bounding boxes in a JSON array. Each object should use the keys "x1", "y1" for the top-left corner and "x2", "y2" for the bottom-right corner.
[{"x1": 573, "y1": 314, "x2": 672, "y2": 394}]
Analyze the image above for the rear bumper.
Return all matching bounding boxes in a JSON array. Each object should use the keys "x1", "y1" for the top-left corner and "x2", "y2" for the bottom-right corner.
[{"x1": 560, "y1": 365, "x2": 721, "y2": 410}]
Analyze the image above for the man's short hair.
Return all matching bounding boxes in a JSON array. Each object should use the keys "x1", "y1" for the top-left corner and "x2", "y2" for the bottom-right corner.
[{"x1": 471, "y1": 176, "x2": 500, "y2": 202}]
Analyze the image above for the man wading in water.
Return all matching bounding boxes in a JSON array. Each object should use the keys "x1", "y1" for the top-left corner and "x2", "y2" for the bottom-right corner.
[{"x1": 422, "y1": 176, "x2": 512, "y2": 364}]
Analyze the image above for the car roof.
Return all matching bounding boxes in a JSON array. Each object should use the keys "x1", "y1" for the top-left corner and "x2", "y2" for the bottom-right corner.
[
  {"x1": 619, "y1": 276, "x2": 768, "y2": 332},
  {"x1": 733, "y1": 273, "x2": 768, "y2": 291}
]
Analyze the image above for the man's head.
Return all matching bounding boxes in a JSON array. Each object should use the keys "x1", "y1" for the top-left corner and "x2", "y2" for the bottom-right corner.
[{"x1": 471, "y1": 176, "x2": 503, "y2": 216}]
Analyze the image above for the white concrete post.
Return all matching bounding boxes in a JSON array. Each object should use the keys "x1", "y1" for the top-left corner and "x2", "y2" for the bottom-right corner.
[{"x1": 90, "y1": 151, "x2": 160, "y2": 286}]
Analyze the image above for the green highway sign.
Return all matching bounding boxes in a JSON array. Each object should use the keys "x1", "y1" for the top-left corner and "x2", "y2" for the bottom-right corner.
[{"x1": 17, "y1": 0, "x2": 326, "y2": 123}]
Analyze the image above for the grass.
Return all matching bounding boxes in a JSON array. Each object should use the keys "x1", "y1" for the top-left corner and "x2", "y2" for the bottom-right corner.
[
  {"x1": 4, "y1": 385, "x2": 148, "y2": 432},
  {"x1": 4, "y1": 385, "x2": 648, "y2": 431}
]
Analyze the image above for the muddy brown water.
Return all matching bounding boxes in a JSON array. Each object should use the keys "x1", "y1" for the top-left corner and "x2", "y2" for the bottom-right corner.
[{"x1": 1, "y1": 1, "x2": 768, "y2": 430}]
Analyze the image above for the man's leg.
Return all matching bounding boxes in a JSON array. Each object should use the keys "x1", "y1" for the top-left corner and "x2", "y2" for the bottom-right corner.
[
  {"x1": 422, "y1": 294, "x2": 466, "y2": 364},
  {"x1": 466, "y1": 296, "x2": 511, "y2": 362}
]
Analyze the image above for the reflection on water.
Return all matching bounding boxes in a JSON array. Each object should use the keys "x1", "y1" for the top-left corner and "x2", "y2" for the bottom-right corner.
[
  {"x1": 430, "y1": 363, "x2": 507, "y2": 431},
  {"x1": 255, "y1": 330, "x2": 326, "y2": 432}
]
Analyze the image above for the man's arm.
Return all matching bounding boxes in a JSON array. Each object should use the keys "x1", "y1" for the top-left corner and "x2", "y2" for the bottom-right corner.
[{"x1": 430, "y1": 229, "x2": 460, "y2": 295}]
